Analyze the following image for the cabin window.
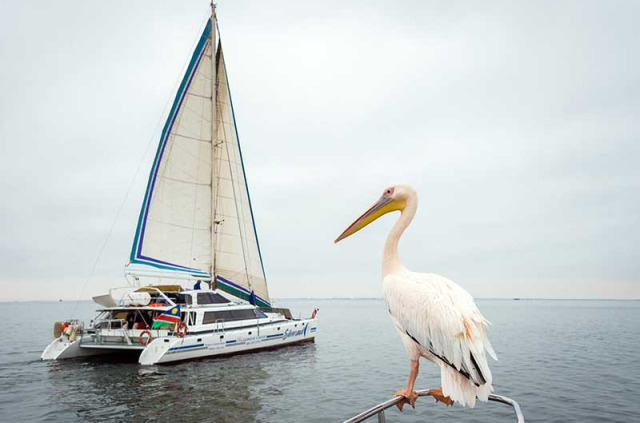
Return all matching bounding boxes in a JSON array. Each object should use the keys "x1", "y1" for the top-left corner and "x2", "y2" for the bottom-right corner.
[
  {"x1": 228, "y1": 309, "x2": 260, "y2": 320},
  {"x1": 197, "y1": 292, "x2": 231, "y2": 305},
  {"x1": 165, "y1": 293, "x2": 192, "y2": 305},
  {"x1": 180, "y1": 311, "x2": 196, "y2": 325},
  {"x1": 202, "y1": 309, "x2": 258, "y2": 324},
  {"x1": 203, "y1": 312, "x2": 216, "y2": 325}
]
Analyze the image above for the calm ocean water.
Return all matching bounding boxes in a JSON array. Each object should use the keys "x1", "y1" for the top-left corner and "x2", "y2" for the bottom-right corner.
[{"x1": 0, "y1": 299, "x2": 638, "y2": 422}]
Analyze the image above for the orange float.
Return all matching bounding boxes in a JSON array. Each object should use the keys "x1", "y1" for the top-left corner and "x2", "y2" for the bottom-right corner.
[{"x1": 139, "y1": 330, "x2": 152, "y2": 345}]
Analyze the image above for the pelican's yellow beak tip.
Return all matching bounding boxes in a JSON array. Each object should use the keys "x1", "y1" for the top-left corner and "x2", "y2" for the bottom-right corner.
[{"x1": 334, "y1": 196, "x2": 405, "y2": 244}]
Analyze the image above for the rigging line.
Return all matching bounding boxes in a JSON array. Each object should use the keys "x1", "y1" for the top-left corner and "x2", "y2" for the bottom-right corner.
[
  {"x1": 175, "y1": 133, "x2": 212, "y2": 143},
  {"x1": 70, "y1": 18, "x2": 211, "y2": 319},
  {"x1": 212, "y1": 19, "x2": 254, "y2": 293},
  {"x1": 220, "y1": 93, "x2": 253, "y2": 291},
  {"x1": 161, "y1": 175, "x2": 210, "y2": 186},
  {"x1": 212, "y1": 83, "x2": 223, "y2": 276},
  {"x1": 211, "y1": 99, "x2": 223, "y2": 272},
  {"x1": 212, "y1": 15, "x2": 225, "y2": 280},
  {"x1": 214, "y1": 28, "x2": 254, "y2": 289},
  {"x1": 212, "y1": 138, "x2": 223, "y2": 276},
  {"x1": 210, "y1": 15, "x2": 219, "y2": 281},
  {"x1": 218, "y1": 23, "x2": 268, "y2": 299},
  {"x1": 233, "y1": 148, "x2": 255, "y2": 285},
  {"x1": 228, "y1": 130, "x2": 255, "y2": 290},
  {"x1": 70, "y1": 129, "x2": 154, "y2": 319}
]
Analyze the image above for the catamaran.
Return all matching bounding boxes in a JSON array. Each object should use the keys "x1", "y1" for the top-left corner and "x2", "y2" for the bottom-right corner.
[{"x1": 42, "y1": 4, "x2": 317, "y2": 365}]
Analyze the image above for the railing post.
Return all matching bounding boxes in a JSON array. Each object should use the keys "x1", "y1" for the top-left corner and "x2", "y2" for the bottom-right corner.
[{"x1": 122, "y1": 328, "x2": 133, "y2": 345}]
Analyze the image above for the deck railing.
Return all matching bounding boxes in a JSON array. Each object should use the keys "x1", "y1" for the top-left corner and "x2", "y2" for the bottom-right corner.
[{"x1": 343, "y1": 390, "x2": 525, "y2": 423}]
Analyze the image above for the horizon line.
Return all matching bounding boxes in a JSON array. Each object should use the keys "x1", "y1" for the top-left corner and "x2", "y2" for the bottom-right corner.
[{"x1": 1, "y1": 296, "x2": 639, "y2": 303}]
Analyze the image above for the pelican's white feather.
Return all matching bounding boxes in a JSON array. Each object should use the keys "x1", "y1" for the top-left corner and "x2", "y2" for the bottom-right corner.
[{"x1": 383, "y1": 271, "x2": 497, "y2": 407}]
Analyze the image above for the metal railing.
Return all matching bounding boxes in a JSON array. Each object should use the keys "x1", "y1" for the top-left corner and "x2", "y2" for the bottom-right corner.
[
  {"x1": 343, "y1": 391, "x2": 524, "y2": 423},
  {"x1": 215, "y1": 319, "x2": 226, "y2": 334},
  {"x1": 121, "y1": 327, "x2": 133, "y2": 345}
]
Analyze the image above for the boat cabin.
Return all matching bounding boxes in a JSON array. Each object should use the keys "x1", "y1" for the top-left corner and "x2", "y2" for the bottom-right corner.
[{"x1": 90, "y1": 286, "x2": 278, "y2": 337}]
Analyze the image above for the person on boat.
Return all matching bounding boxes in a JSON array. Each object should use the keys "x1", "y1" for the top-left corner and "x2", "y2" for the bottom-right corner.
[
  {"x1": 194, "y1": 280, "x2": 202, "y2": 290},
  {"x1": 126, "y1": 312, "x2": 135, "y2": 330},
  {"x1": 249, "y1": 290, "x2": 257, "y2": 305},
  {"x1": 133, "y1": 319, "x2": 148, "y2": 330},
  {"x1": 143, "y1": 311, "x2": 153, "y2": 328}
]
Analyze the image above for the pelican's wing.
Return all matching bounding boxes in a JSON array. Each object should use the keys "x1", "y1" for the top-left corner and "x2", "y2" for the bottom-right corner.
[{"x1": 383, "y1": 272, "x2": 497, "y2": 386}]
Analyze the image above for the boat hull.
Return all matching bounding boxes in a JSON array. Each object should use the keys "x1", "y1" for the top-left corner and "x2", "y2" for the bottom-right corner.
[
  {"x1": 139, "y1": 317, "x2": 316, "y2": 364},
  {"x1": 42, "y1": 318, "x2": 317, "y2": 365},
  {"x1": 41, "y1": 337, "x2": 112, "y2": 360}
]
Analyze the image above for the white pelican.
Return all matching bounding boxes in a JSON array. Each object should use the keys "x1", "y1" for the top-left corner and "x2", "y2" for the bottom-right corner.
[{"x1": 335, "y1": 184, "x2": 497, "y2": 410}]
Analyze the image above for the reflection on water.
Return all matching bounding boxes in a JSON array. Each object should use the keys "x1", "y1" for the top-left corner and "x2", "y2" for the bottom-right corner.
[{"x1": 44, "y1": 342, "x2": 316, "y2": 422}]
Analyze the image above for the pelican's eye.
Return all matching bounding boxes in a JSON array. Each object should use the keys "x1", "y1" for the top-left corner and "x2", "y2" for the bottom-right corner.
[{"x1": 383, "y1": 187, "x2": 394, "y2": 198}]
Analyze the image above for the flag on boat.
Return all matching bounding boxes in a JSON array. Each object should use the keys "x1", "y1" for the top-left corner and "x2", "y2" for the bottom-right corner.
[{"x1": 152, "y1": 305, "x2": 181, "y2": 329}]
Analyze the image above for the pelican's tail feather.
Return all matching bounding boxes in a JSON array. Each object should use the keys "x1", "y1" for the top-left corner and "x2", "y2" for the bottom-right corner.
[{"x1": 440, "y1": 365, "x2": 493, "y2": 408}]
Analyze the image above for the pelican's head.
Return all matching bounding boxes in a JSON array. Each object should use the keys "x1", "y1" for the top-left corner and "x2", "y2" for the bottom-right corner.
[{"x1": 334, "y1": 184, "x2": 415, "y2": 243}]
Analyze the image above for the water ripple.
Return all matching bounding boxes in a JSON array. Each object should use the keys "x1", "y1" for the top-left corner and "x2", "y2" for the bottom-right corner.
[{"x1": 0, "y1": 299, "x2": 639, "y2": 422}]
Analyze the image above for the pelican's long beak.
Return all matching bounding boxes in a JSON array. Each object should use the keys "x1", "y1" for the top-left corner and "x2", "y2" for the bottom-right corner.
[{"x1": 334, "y1": 196, "x2": 405, "y2": 243}]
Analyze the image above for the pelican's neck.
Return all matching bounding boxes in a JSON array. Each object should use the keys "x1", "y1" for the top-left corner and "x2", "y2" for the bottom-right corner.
[{"x1": 382, "y1": 197, "x2": 417, "y2": 277}]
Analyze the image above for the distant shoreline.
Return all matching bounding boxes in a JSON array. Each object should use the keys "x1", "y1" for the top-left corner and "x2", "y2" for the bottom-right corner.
[{"x1": 2, "y1": 297, "x2": 638, "y2": 303}]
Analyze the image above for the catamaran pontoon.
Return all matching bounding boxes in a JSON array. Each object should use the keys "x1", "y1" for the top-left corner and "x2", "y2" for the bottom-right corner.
[{"x1": 42, "y1": 4, "x2": 317, "y2": 365}]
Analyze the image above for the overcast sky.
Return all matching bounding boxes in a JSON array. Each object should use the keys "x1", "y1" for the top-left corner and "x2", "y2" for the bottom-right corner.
[{"x1": 1, "y1": 0, "x2": 638, "y2": 301}]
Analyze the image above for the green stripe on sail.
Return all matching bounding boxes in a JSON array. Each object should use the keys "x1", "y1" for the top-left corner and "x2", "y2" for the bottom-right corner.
[{"x1": 217, "y1": 280, "x2": 270, "y2": 308}]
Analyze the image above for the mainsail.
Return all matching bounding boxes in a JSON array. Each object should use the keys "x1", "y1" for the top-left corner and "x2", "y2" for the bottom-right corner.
[{"x1": 128, "y1": 15, "x2": 270, "y2": 307}]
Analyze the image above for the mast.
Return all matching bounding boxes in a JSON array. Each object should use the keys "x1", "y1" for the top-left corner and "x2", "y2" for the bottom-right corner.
[{"x1": 210, "y1": 2, "x2": 218, "y2": 285}]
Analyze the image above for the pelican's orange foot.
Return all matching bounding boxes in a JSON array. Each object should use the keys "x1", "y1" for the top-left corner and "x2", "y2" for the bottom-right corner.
[
  {"x1": 394, "y1": 389, "x2": 419, "y2": 411},
  {"x1": 427, "y1": 387, "x2": 454, "y2": 406}
]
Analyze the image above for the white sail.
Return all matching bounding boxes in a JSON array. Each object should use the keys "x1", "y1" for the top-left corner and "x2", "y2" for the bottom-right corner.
[
  {"x1": 212, "y1": 46, "x2": 270, "y2": 307},
  {"x1": 129, "y1": 23, "x2": 213, "y2": 277},
  {"x1": 128, "y1": 19, "x2": 270, "y2": 307}
]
